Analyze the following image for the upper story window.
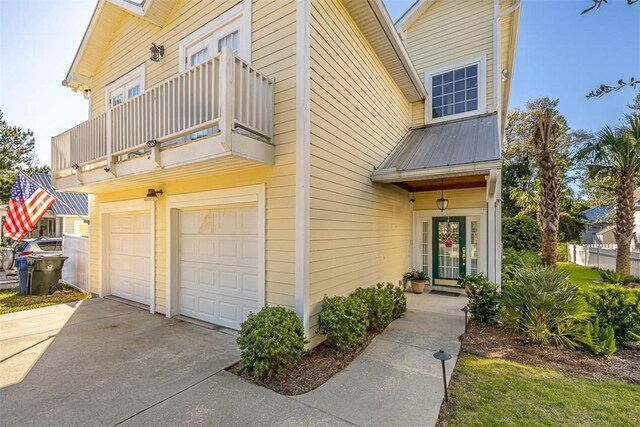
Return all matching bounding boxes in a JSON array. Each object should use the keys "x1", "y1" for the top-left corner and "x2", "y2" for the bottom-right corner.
[
  {"x1": 106, "y1": 64, "x2": 145, "y2": 109},
  {"x1": 425, "y1": 56, "x2": 486, "y2": 123},
  {"x1": 178, "y1": 0, "x2": 250, "y2": 72}
]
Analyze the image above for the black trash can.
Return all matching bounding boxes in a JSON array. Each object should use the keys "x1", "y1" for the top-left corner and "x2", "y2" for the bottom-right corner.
[{"x1": 27, "y1": 255, "x2": 68, "y2": 295}]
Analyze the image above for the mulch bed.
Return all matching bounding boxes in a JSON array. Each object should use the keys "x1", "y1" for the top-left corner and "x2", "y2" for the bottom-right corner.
[
  {"x1": 227, "y1": 331, "x2": 377, "y2": 395},
  {"x1": 461, "y1": 321, "x2": 640, "y2": 384}
]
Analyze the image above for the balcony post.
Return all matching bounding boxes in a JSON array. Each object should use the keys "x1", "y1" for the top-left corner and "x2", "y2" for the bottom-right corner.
[
  {"x1": 105, "y1": 107, "x2": 113, "y2": 173},
  {"x1": 219, "y1": 46, "x2": 235, "y2": 151}
]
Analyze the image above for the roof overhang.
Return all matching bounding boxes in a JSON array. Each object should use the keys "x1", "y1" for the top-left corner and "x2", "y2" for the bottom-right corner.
[
  {"x1": 372, "y1": 159, "x2": 501, "y2": 184},
  {"x1": 341, "y1": 0, "x2": 426, "y2": 102},
  {"x1": 63, "y1": 0, "x2": 176, "y2": 92},
  {"x1": 395, "y1": 0, "x2": 437, "y2": 32}
]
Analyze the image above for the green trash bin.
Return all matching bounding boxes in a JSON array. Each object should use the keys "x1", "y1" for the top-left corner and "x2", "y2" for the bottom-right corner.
[{"x1": 27, "y1": 255, "x2": 68, "y2": 295}]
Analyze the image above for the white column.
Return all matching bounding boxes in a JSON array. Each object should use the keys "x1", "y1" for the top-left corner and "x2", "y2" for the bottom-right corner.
[{"x1": 486, "y1": 169, "x2": 500, "y2": 284}]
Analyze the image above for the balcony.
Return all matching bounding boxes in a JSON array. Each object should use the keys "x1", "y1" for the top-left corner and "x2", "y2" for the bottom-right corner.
[{"x1": 52, "y1": 47, "x2": 275, "y2": 192}]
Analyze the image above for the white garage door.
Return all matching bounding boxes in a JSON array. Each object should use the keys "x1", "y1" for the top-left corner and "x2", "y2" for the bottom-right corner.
[
  {"x1": 108, "y1": 213, "x2": 151, "y2": 305},
  {"x1": 179, "y1": 205, "x2": 259, "y2": 329}
]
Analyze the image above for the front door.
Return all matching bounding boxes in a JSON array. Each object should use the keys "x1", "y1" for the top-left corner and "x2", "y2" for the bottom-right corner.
[{"x1": 432, "y1": 217, "x2": 466, "y2": 286}]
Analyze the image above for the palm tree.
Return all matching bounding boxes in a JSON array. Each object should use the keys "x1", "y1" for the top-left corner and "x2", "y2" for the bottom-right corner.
[{"x1": 577, "y1": 117, "x2": 640, "y2": 275}]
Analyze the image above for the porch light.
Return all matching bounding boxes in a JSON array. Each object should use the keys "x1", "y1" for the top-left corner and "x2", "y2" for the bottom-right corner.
[
  {"x1": 144, "y1": 189, "x2": 163, "y2": 201},
  {"x1": 71, "y1": 163, "x2": 79, "y2": 170},
  {"x1": 433, "y1": 349, "x2": 452, "y2": 402},
  {"x1": 436, "y1": 178, "x2": 449, "y2": 212},
  {"x1": 150, "y1": 43, "x2": 165, "y2": 62}
]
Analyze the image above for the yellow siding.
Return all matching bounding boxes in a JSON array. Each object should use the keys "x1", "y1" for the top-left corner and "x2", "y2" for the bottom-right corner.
[
  {"x1": 308, "y1": 0, "x2": 411, "y2": 345},
  {"x1": 413, "y1": 187, "x2": 486, "y2": 211},
  {"x1": 411, "y1": 101, "x2": 425, "y2": 127},
  {"x1": 405, "y1": 0, "x2": 495, "y2": 111},
  {"x1": 87, "y1": 0, "x2": 298, "y2": 313}
]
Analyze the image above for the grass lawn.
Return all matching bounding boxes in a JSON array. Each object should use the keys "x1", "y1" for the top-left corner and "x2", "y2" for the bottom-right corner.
[
  {"x1": 558, "y1": 261, "x2": 602, "y2": 290},
  {"x1": 439, "y1": 355, "x2": 640, "y2": 427},
  {"x1": 0, "y1": 286, "x2": 90, "y2": 315}
]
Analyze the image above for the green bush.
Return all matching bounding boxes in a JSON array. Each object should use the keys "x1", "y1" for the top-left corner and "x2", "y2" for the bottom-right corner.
[
  {"x1": 460, "y1": 274, "x2": 499, "y2": 324},
  {"x1": 376, "y1": 282, "x2": 407, "y2": 319},
  {"x1": 237, "y1": 306, "x2": 305, "y2": 378},
  {"x1": 502, "y1": 216, "x2": 542, "y2": 252},
  {"x1": 353, "y1": 286, "x2": 394, "y2": 331},
  {"x1": 502, "y1": 249, "x2": 541, "y2": 279},
  {"x1": 499, "y1": 264, "x2": 591, "y2": 347},
  {"x1": 558, "y1": 212, "x2": 584, "y2": 243},
  {"x1": 317, "y1": 295, "x2": 369, "y2": 351},
  {"x1": 556, "y1": 243, "x2": 568, "y2": 262},
  {"x1": 578, "y1": 318, "x2": 617, "y2": 356},
  {"x1": 599, "y1": 270, "x2": 635, "y2": 286},
  {"x1": 584, "y1": 286, "x2": 640, "y2": 344}
]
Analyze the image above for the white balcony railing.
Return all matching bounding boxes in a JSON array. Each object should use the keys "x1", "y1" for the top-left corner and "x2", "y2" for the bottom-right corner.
[{"x1": 52, "y1": 47, "x2": 274, "y2": 175}]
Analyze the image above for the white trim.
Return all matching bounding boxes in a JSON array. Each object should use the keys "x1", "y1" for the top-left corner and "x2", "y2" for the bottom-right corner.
[
  {"x1": 424, "y1": 55, "x2": 487, "y2": 124},
  {"x1": 395, "y1": 0, "x2": 437, "y2": 32},
  {"x1": 371, "y1": 160, "x2": 502, "y2": 184},
  {"x1": 295, "y1": 0, "x2": 311, "y2": 338},
  {"x1": 98, "y1": 198, "x2": 155, "y2": 313},
  {"x1": 412, "y1": 208, "x2": 488, "y2": 282},
  {"x1": 104, "y1": 63, "x2": 146, "y2": 111},
  {"x1": 164, "y1": 184, "x2": 266, "y2": 320},
  {"x1": 178, "y1": 0, "x2": 251, "y2": 72}
]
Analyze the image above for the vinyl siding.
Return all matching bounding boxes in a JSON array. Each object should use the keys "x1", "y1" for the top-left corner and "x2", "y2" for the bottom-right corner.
[
  {"x1": 412, "y1": 101, "x2": 425, "y2": 127},
  {"x1": 87, "y1": 0, "x2": 297, "y2": 313},
  {"x1": 308, "y1": 0, "x2": 411, "y2": 346},
  {"x1": 405, "y1": 0, "x2": 495, "y2": 113},
  {"x1": 413, "y1": 187, "x2": 487, "y2": 211}
]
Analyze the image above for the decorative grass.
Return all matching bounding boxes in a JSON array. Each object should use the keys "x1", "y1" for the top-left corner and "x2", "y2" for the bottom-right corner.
[
  {"x1": 439, "y1": 355, "x2": 640, "y2": 427},
  {"x1": 0, "y1": 286, "x2": 90, "y2": 315}
]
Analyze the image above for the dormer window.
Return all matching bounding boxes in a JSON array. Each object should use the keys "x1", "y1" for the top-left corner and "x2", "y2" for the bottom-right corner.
[{"x1": 425, "y1": 56, "x2": 486, "y2": 123}]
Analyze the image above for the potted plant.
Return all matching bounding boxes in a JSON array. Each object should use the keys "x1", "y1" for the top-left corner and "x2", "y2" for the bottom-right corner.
[{"x1": 404, "y1": 270, "x2": 429, "y2": 294}]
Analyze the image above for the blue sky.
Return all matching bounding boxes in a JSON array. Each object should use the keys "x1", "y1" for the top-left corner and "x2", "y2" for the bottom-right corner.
[{"x1": 1, "y1": 0, "x2": 638, "y2": 167}]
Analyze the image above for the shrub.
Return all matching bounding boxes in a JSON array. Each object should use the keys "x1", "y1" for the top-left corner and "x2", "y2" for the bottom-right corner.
[
  {"x1": 558, "y1": 212, "x2": 584, "y2": 243},
  {"x1": 353, "y1": 286, "x2": 394, "y2": 331},
  {"x1": 460, "y1": 274, "x2": 499, "y2": 324},
  {"x1": 502, "y1": 216, "x2": 542, "y2": 252},
  {"x1": 584, "y1": 286, "x2": 640, "y2": 344},
  {"x1": 599, "y1": 270, "x2": 635, "y2": 286},
  {"x1": 376, "y1": 282, "x2": 407, "y2": 319},
  {"x1": 237, "y1": 306, "x2": 305, "y2": 378},
  {"x1": 317, "y1": 295, "x2": 369, "y2": 351},
  {"x1": 556, "y1": 243, "x2": 568, "y2": 262},
  {"x1": 502, "y1": 249, "x2": 541, "y2": 280},
  {"x1": 499, "y1": 264, "x2": 591, "y2": 347},
  {"x1": 578, "y1": 318, "x2": 617, "y2": 356}
]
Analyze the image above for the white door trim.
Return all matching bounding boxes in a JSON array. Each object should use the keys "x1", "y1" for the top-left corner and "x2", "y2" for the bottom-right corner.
[
  {"x1": 412, "y1": 208, "x2": 487, "y2": 281},
  {"x1": 164, "y1": 184, "x2": 266, "y2": 318},
  {"x1": 98, "y1": 198, "x2": 155, "y2": 313}
]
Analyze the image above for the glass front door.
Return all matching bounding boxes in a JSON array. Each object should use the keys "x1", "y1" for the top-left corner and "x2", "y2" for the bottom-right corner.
[{"x1": 432, "y1": 217, "x2": 466, "y2": 286}]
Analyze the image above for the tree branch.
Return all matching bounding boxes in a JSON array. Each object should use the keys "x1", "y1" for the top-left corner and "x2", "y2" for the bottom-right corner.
[{"x1": 587, "y1": 78, "x2": 638, "y2": 98}]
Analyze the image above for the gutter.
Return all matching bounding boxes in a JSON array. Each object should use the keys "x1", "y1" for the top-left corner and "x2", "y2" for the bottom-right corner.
[{"x1": 371, "y1": 160, "x2": 503, "y2": 183}]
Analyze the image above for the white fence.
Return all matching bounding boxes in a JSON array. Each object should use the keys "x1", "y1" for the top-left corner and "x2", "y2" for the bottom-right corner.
[
  {"x1": 62, "y1": 235, "x2": 90, "y2": 293},
  {"x1": 568, "y1": 243, "x2": 640, "y2": 277}
]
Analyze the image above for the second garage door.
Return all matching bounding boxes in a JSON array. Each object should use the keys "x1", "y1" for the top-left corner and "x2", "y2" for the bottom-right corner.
[{"x1": 178, "y1": 205, "x2": 259, "y2": 329}]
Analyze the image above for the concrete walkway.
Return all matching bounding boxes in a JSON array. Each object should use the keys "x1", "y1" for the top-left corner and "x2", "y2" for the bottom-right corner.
[{"x1": 0, "y1": 291, "x2": 466, "y2": 427}]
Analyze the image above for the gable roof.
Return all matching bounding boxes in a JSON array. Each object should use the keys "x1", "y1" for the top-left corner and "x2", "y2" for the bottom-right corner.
[
  {"x1": 582, "y1": 206, "x2": 612, "y2": 223},
  {"x1": 342, "y1": 0, "x2": 426, "y2": 102},
  {"x1": 31, "y1": 174, "x2": 89, "y2": 217},
  {"x1": 64, "y1": 0, "x2": 176, "y2": 92},
  {"x1": 395, "y1": 0, "x2": 437, "y2": 31}
]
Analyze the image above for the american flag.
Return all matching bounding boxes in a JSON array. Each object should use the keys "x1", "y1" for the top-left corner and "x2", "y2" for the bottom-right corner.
[{"x1": 1, "y1": 172, "x2": 56, "y2": 241}]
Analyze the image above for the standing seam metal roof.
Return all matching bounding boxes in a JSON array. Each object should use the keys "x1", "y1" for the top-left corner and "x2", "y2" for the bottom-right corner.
[
  {"x1": 31, "y1": 173, "x2": 88, "y2": 217},
  {"x1": 377, "y1": 113, "x2": 500, "y2": 172}
]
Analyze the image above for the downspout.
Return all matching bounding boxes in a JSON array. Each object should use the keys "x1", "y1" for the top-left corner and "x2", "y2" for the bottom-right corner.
[{"x1": 409, "y1": 192, "x2": 414, "y2": 273}]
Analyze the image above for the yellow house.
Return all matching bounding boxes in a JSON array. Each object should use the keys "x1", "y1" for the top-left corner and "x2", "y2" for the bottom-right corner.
[{"x1": 51, "y1": 0, "x2": 519, "y2": 345}]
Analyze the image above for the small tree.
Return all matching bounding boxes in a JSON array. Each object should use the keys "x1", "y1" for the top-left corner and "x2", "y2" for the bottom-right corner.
[{"x1": 577, "y1": 117, "x2": 640, "y2": 275}]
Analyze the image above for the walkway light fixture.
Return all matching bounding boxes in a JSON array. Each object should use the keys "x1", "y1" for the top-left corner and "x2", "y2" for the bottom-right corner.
[
  {"x1": 436, "y1": 178, "x2": 449, "y2": 212},
  {"x1": 433, "y1": 349, "x2": 452, "y2": 402},
  {"x1": 461, "y1": 305, "x2": 470, "y2": 333}
]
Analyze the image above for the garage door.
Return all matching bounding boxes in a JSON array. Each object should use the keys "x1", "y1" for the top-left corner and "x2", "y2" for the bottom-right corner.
[
  {"x1": 108, "y1": 213, "x2": 151, "y2": 305},
  {"x1": 179, "y1": 206, "x2": 259, "y2": 329}
]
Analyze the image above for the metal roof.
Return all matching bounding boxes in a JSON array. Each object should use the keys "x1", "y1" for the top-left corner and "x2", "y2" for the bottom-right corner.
[
  {"x1": 30, "y1": 173, "x2": 88, "y2": 217},
  {"x1": 375, "y1": 113, "x2": 500, "y2": 176}
]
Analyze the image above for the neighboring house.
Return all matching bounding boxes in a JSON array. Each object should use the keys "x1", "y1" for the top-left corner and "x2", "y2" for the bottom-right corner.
[
  {"x1": 580, "y1": 206, "x2": 613, "y2": 244},
  {"x1": 0, "y1": 173, "x2": 88, "y2": 239},
  {"x1": 50, "y1": 0, "x2": 519, "y2": 345}
]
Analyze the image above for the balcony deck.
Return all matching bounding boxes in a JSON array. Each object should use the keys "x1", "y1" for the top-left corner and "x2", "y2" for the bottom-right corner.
[{"x1": 52, "y1": 48, "x2": 274, "y2": 192}]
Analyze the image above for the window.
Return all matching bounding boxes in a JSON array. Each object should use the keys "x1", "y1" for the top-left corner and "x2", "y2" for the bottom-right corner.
[
  {"x1": 178, "y1": 0, "x2": 250, "y2": 72},
  {"x1": 426, "y1": 56, "x2": 486, "y2": 122},
  {"x1": 105, "y1": 64, "x2": 145, "y2": 110}
]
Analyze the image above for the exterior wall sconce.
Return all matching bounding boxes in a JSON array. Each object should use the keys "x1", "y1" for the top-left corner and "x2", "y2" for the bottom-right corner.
[
  {"x1": 144, "y1": 188, "x2": 163, "y2": 201},
  {"x1": 72, "y1": 164, "x2": 79, "y2": 170},
  {"x1": 436, "y1": 178, "x2": 449, "y2": 212},
  {"x1": 146, "y1": 139, "x2": 158, "y2": 147},
  {"x1": 150, "y1": 43, "x2": 165, "y2": 62}
]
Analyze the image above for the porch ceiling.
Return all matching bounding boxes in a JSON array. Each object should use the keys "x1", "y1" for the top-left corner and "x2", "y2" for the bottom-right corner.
[{"x1": 398, "y1": 174, "x2": 487, "y2": 192}]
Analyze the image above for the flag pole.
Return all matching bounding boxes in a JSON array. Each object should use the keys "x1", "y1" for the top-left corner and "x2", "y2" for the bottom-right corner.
[{"x1": 19, "y1": 171, "x2": 89, "y2": 224}]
